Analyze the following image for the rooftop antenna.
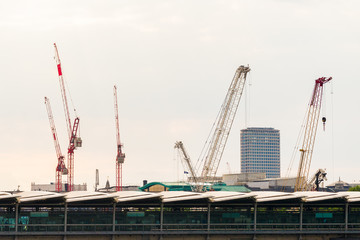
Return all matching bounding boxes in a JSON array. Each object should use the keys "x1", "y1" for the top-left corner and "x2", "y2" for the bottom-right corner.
[{"x1": 95, "y1": 169, "x2": 99, "y2": 191}]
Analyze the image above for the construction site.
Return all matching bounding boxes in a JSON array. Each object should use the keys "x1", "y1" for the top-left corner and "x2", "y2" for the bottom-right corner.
[
  {"x1": 31, "y1": 49, "x2": 333, "y2": 194},
  {"x1": 1, "y1": 42, "x2": 358, "y2": 239}
]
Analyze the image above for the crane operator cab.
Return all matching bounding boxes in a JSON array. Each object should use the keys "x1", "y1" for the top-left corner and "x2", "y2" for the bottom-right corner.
[{"x1": 75, "y1": 137, "x2": 82, "y2": 148}]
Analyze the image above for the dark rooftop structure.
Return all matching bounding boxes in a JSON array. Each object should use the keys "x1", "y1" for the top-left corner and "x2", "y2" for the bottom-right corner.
[{"x1": 1, "y1": 190, "x2": 360, "y2": 239}]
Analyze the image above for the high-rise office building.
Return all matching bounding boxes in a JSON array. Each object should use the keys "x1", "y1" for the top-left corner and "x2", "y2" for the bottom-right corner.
[{"x1": 240, "y1": 127, "x2": 280, "y2": 178}]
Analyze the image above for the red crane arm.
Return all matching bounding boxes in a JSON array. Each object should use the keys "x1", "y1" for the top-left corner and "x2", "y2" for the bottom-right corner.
[{"x1": 54, "y1": 43, "x2": 72, "y2": 140}]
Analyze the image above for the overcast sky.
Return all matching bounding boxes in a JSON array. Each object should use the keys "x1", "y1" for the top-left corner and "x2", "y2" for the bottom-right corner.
[{"x1": 0, "y1": 0, "x2": 359, "y2": 191}]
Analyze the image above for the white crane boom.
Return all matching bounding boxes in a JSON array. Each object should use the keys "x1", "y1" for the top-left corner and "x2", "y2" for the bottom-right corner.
[
  {"x1": 174, "y1": 141, "x2": 198, "y2": 190},
  {"x1": 200, "y1": 65, "x2": 250, "y2": 184}
]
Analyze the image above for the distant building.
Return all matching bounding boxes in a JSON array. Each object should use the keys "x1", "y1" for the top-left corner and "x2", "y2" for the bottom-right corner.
[
  {"x1": 31, "y1": 182, "x2": 87, "y2": 192},
  {"x1": 240, "y1": 127, "x2": 280, "y2": 178},
  {"x1": 223, "y1": 172, "x2": 266, "y2": 185}
]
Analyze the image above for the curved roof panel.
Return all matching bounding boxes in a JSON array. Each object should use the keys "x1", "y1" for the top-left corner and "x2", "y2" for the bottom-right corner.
[
  {"x1": 205, "y1": 191, "x2": 255, "y2": 202},
  {"x1": 293, "y1": 191, "x2": 347, "y2": 202},
  {"x1": 15, "y1": 191, "x2": 64, "y2": 203},
  {"x1": 159, "y1": 191, "x2": 208, "y2": 203},
  {"x1": 65, "y1": 191, "x2": 114, "y2": 203},
  {"x1": 253, "y1": 191, "x2": 303, "y2": 202},
  {"x1": 111, "y1": 191, "x2": 160, "y2": 203},
  {"x1": 0, "y1": 192, "x2": 17, "y2": 204}
]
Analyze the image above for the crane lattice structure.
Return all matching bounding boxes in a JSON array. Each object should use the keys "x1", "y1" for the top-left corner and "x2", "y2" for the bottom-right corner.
[
  {"x1": 294, "y1": 77, "x2": 332, "y2": 192},
  {"x1": 199, "y1": 65, "x2": 250, "y2": 186},
  {"x1": 54, "y1": 43, "x2": 82, "y2": 192},
  {"x1": 44, "y1": 97, "x2": 68, "y2": 192},
  {"x1": 114, "y1": 85, "x2": 125, "y2": 191},
  {"x1": 175, "y1": 65, "x2": 250, "y2": 191},
  {"x1": 174, "y1": 141, "x2": 198, "y2": 191}
]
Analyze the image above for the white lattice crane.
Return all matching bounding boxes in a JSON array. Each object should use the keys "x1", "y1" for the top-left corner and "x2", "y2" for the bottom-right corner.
[
  {"x1": 175, "y1": 65, "x2": 250, "y2": 191},
  {"x1": 174, "y1": 141, "x2": 198, "y2": 191}
]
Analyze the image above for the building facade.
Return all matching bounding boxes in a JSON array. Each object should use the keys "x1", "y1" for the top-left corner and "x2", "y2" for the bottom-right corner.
[{"x1": 241, "y1": 127, "x2": 280, "y2": 178}]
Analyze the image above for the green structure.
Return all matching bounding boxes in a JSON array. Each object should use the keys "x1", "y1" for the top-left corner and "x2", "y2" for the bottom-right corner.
[{"x1": 139, "y1": 181, "x2": 251, "y2": 192}]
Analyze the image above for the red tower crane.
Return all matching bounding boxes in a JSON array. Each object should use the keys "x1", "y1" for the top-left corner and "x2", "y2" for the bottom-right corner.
[
  {"x1": 54, "y1": 43, "x2": 82, "y2": 192},
  {"x1": 114, "y1": 85, "x2": 125, "y2": 191},
  {"x1": 44, "y1": 97, "x2": 68, "y2": 192}
]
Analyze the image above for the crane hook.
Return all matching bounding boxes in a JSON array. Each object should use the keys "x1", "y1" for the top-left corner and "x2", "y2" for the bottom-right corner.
[{"x1": 322, "y1": 117, "x2": 326, "y2": 131}]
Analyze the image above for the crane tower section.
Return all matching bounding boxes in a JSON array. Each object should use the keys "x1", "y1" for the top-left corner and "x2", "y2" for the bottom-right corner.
[
  {"x1": 44, "y1": 97, "x2": 68, "y2": 192},
  {"x1": 294, "y1": 77, "x2": 332, "y2": 192},
  {"x1": 200, "y1": 65, "x2": 250, "y2": 184},
  {"x1": 114, "y1": 85, "x2": 125, "y2": 191}
]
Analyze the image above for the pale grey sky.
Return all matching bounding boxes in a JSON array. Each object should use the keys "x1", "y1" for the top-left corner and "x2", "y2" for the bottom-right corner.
[{"x1": 0, "y1": 0, "x2": 359, "y2": 191}]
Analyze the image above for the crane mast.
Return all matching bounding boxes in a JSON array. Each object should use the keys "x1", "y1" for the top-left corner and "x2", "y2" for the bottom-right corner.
[
  {"x1": 54, "y1": 43, "x2": 81, "y2": 192},
  {"x1": 114, "y1": 85, "x2": 125, "y2": 191},
  {"x1": 174, "y1": 141, "x2": 198, "y2": 191},
  {"x1": 44, "y1": 97, "x2": 68, "y2": 192},
  {"x1": 200, "y1": 65, "x2": 250, "y2": 184},
  {"x1": 294, "y1": 77, "x2": 332, "y2": 192}
]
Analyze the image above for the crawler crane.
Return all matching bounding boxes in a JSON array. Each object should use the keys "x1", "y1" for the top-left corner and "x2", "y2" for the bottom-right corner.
[
  {"x1": 294, "y1": 77, "x2": 332, "y2": 192},
  {"x1": 175, "y1": 65, "x2": 250, "y2": 191}
]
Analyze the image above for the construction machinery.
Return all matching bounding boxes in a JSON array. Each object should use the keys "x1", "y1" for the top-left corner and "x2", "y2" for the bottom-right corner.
[
  {"x1": 307, "y1": 169, "x2": 327, "y2": 191},
  {"x1": 294, "y1": 77, "x2": 332, "y2": 192},
  {"x1": 114, "y1": 85, "x2": 125, "y2": 191},
  {"x1": 174, "y1": 141, "x2": 198, "y2": 191},
  {"x1": 175, "y1": 65, "x2": 250, "y2": 191},
  {"x1": 54, "y1": 43, "x2": 82, "y2": 192},
  {"x1": 44, "y1": 97, "x2": 68, "y2": 192}
]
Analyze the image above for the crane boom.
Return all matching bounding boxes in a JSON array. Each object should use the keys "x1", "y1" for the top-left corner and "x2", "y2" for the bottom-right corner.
[
  {"x1": 114, "y1": 85, "x2": 125, "y2": 191},
  {"x1": 200, "y1": 65, "x2": 250, "y2": 183},
  {"x1": 54, "y1": 43, "x2": 72, "y2": 140},
  {"x1": 174, "y1": 141, "x2": 198, "y2": 190},
  {"x1": 294, "y1": 77, "x2": 332, "y2": 192},
  {"x1": 44, "y1": 97, "x2": 67, "y2": 192}
]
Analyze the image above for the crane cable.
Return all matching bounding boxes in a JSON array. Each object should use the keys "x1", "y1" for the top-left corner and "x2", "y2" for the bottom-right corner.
[{"x1": 331, "y1": 81, "x2": 335, "y2": 183}]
